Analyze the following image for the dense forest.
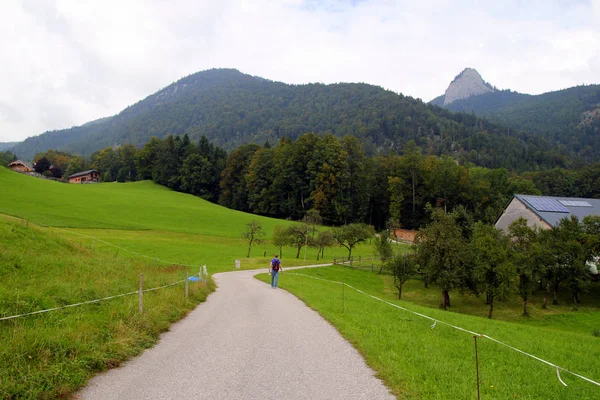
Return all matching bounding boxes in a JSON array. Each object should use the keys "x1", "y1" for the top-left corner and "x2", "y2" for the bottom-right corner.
[
  {"x1": 10, "y1": 69, "x2": 595, "y2": 172},
  {"x1": 13, "y1": 133, "x2": 600, "y2": 231},
  {"x1": 432, "y1": 85, "x2": 600, "y2": 164}
]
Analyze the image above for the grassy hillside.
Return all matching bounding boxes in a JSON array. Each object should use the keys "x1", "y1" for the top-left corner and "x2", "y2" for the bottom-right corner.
[
  {"x1": 258, "y1": 266, "x2": 600, "y2": 399},
  {"x1": 0, "y1": 166, "x2": 285, "y2": 236},
  {"x1": 0, "y1": 216, "x2": 215, "y2": 398},
  {"x1": 0, "y1": 167, "x2": 378, "y2": 271}
]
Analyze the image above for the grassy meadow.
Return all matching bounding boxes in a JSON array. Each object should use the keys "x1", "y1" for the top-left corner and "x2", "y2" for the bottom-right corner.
[
  {"x1": 2, "y1": 166, "x2": 600, "y2": 399},
  {"x1": 0, "y1": 216, "x2": 215, "y2": 398},
  {"x1": 0, "y1": 166, "x2": 376, "y2": 271},
  {"x1": 0, "y1": 167, "x2": 376, "y2": 397},
  {"x1": 257, "y1": 266, "x2": 600, "y2": 399}
]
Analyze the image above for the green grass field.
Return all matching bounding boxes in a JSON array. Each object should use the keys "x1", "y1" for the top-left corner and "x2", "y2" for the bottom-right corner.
[
  {"x1": 257, "y1": 267, "x2": 600, "y2": 399},
  {"x1": 0, "y1": 216, "x2": 215, "y2": 398},
  {"x1": 2, "y1": 166, "x2": 600, "y2": 399}
]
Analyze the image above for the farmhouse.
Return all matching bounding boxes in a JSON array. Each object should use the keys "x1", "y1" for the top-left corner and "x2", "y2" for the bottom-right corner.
[
  {"x1": 68, "y1": 169, "x2": 100, "y2": 184},
  {"x1": 7, "y1": 160, "x2": 33, "y2": 173},
  {"x1": 496, "y1": 194, "x2": 600, "y2": 275},
  {"x1": 495, "y1": 194, "x2": 600, "y2": 231}
]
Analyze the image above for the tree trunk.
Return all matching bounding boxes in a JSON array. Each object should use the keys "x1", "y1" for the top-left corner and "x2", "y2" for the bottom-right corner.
[
  {"x1": 440, "y1": 290, "x2": 450, "y2": 310},
  {"x1": 247, "y1": 239, "x2": 252, "y2": 257},
  {"x1": 523, "y1": 297, "x2": 529, "y2": 316},
  {"x1": 552, "y1": 282, "x2": 559, "y2": 305},
  {"x1": 488, "y1": 296, "x2": 494, "y2": 319},
  {"x1": 542, "y1": 282, "x2": 550, "y2": 309},
  {"x1": 398, "y1": 282, "x2": 403, "y2": 299},
  {"x1": 485, "y1": 293, "x2": 491, "y2": 305},
  {"x1": 296, "y1": 246, "x2": 301, "y2": 258},
  {"x1": 573, "y1": 292, "x2": 578, "y2": 310}
]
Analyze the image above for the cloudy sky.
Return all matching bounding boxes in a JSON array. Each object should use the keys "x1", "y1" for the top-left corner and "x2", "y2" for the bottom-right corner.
[{"x1": 1, "y1": 0, "x2": 599, "y2": 143}]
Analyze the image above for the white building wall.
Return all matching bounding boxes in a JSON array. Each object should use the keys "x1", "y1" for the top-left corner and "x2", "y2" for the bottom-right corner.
[{"x1": 495, "y1": 198, "x2": 551, "y2": 233}]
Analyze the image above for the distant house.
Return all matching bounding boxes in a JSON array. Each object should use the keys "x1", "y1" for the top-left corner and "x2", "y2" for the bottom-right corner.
[
  {"x1": 68, "y1": 169, "x2": 100, "y2": 184},
  {"x1": 496, "y1": 194, "x2": 600, "y2": 275},
  {"x1": 7, "y1": 160, "x2": 33, "y2": 173},
  {"x1": 495, "y1": 194, "x2": 600, "y2": 231}
]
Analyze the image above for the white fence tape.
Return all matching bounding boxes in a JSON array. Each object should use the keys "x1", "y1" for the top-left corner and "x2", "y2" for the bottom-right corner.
[
  {"x1": 1, "y1": 219, "x2": 212, "y2": 323},
  {"x1": 286, "y1": 272, "x2": 600, "y2": 388},
  {"x1": 0, "y1": 273, "x2": 202, "y2": 322}
]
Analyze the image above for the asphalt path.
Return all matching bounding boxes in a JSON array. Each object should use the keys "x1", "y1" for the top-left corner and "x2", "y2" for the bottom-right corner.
[{"x1": 77, "y1": 266, "x2": 395, "y2": 399}]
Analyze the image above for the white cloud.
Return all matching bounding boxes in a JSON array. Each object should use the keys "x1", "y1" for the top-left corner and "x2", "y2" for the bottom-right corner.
[{"x1": 0, "y1": 0, "x2": 598, "y2": 142}]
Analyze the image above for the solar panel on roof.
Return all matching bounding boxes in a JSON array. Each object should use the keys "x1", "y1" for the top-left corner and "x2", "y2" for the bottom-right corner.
[
  {"x1": 521, "y1": 196, "x2": 570, "y2": 213},
  {"x1": 558, "y1": 200, "x2": 593, "y2": 207}
]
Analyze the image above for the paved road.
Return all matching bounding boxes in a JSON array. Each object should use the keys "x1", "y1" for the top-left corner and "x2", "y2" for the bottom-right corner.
[{"x1": 77, "y1": 267, "x2": 395, "y2": 400}]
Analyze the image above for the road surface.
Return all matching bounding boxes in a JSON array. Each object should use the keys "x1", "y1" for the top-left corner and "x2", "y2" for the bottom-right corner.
[{"x1": 77, "y1": 267, "x2": 395, "y2": 399}]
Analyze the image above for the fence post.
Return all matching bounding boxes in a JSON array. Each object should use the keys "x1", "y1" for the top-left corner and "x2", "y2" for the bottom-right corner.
[
  {"x1": 139, "y1": 273, "x2": 144, "y2": 314},
  {"x1": 474, "y1": 335, "x2": 481, "y2": 400},
  {"x1": 342, "y1": 279, "x2": 345, "y2": 314},
  {"x1": 185, "y1": 271, "x2": 189, "y2": 299}
]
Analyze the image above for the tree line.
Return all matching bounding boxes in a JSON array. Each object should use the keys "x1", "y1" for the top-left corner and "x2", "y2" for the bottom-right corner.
[
  {"x1": 4, "y1": 133, "x2": 600, "y2": 230},
  {"x1": 391, "y1": 208, "x2": 600, "y2": 318}
]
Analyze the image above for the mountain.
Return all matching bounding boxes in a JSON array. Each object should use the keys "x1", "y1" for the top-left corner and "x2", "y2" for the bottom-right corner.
[
  {"x1": 430, "y1": 69, "x2": 600, "y2": 163},
  {"x1": 8, "y1": 68, "x2": 591, "y2": 171},
  {"x1": 0, "y1": 142, "x2": 18, "y2": 151},
  {"x1": 430, "y1": 68, "x2": 498, "y2": 106}
]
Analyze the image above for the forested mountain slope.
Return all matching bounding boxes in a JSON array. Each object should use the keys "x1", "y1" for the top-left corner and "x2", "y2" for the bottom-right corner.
[
  {"x1": 10, "y1": 69, "x2": 588, "y2": 170},
  {"x1": 433, "y1": 85, "x2": 600, "y2": 163}
]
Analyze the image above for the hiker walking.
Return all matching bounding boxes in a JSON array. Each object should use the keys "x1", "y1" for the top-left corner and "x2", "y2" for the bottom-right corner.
[{"x1": 270, "y1": 254, "x2": 282, "y2": 288}]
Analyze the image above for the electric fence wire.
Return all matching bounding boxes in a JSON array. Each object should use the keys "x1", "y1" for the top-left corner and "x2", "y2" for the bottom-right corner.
[
  {"x1": 286, "y1": 272, "x2": 600, "y2": 389},
  {"x1": 0, "y1": 273, "x2": 202, "y2": 322},
  {"x1": 0, "y1": 216, "x2": 207, "y2": 322}
]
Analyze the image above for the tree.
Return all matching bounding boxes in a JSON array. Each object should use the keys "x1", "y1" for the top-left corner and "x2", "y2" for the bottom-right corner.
[
  {"x1": 285, "y1": 224, "x2": 309, "y2": 259},
  {"x1": 0, "y1": 151, "x2": 16, "y2": 166},
  {"x1": 373, "y1": 233, "x2": 393, "y2": 273},
  {"x1": 64, "y1": 157, "x2": 87, "y2": 179},
  {"x1": 415, "y1": 208, "x2": 470, "y2": 310},
  {"x1": 508, "y1": 218, "x2": 541, "y2": 316},
  {"x1": 241, "y1": 220, "x2": 265, "y2": 258},
  {"x1": 272, "y1": 225, "x2": 289, "y2": 258},
  {"x1": 180, "y1": 153, "x2": 214, "y2": 199},
  {"x1": 387, "y1": 218, "x2": 402, "y2": 245},
  {"x1": 304, "y1": 209, "x2": 322, "y2": 239},
  {"x1": 401, "y1": 140, "x2": 423, "y2": 214},
  {"x1": 543, "y1": 216, "x2": 590, "y2": 309},
  {"x1": 333, "y1": 223, "x2": 375, "y2": 259},
  {"x1": 312, "y1": 230, "x2": 335, "y2": 261},
  {"x1": 34, "y1": 157, "x2": 51, "y2": 174},
  {"x1": 387, "y1": 176, "x2": 404, "y2": 225},
  {"x1": 388, "y1": 253, "x2": 418, "y2": 299},
  {"x1": 471, "y1": 222, "x2": 514, "y2": 319},
  {"x1": 136, "y1": 137, "x2": 161, "y2": 180},
  {"x1": 219, "y1": 144, "x2": 260, "y2": 211}
]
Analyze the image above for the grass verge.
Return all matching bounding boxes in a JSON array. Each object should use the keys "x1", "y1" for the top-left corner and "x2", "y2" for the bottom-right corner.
[
  {"x1": 256, "y1": 266, "x2": 600, "y2": 399},
  {"x1": 0, "y1": 217, "x2": 215, "y2": 398}
]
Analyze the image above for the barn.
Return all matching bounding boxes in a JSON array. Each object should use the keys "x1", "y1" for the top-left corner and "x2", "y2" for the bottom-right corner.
[
  {"x1": 7, "y1": 160, "x2": 33, "y2": 173},
  {"x1": 68, "y1": 169, "x2": 100, "y2": 184},
  {"x1": 495, "y1": 194, "x2": 600, "y2": 275}
]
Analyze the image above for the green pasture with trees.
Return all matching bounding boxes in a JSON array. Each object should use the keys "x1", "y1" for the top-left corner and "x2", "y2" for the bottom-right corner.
[
  {"x1": 2, "y1": 122, "x2": 600, "y2": 399},
  {"x1": 256, "y1": 266, "x2": 600, "y2": 399},
  {"x1": 23, "y1": 132, "x2": 600, "y2": 233}
]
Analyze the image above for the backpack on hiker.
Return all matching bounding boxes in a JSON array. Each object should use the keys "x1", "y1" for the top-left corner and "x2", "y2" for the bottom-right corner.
[{"x1": 271, "y1": 258, "x2": 280, "y2": 272}]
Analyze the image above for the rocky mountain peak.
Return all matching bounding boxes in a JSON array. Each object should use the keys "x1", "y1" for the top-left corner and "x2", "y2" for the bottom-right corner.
[{"x1": 443, "y1": 68, "x2": 496, "y2": 105}]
